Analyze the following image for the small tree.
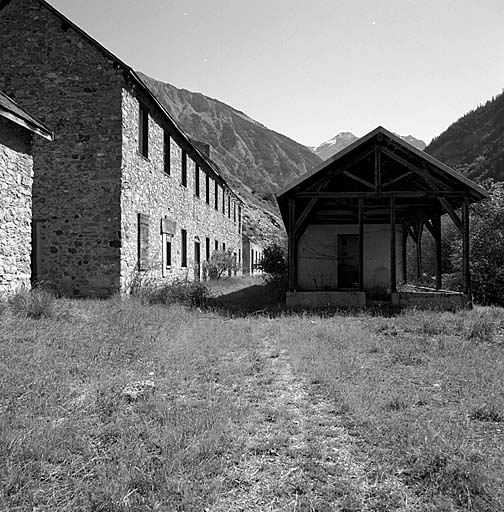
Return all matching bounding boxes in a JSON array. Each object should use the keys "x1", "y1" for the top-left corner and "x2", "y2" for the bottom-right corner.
[
  {"x1": 203, "y1": 250, "x2": 238, "y2": 280},
  {"x1": 256, "y1": 243, "x2": 287, "y2": 283}
]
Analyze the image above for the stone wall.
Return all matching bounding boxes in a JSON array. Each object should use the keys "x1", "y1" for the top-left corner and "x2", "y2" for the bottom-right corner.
[
  {"x1": 242, "y1": 237, "x2": 263, "y2": 275},
  {"x1": 0, "y1": 118, "x2": 33, "y2": 293},
  {"x1": 0, "y1": 0, "x2": 125, "y2": 296},
  {"x1": 120, "y1": 87, "x2": 242, "y2": 288}
]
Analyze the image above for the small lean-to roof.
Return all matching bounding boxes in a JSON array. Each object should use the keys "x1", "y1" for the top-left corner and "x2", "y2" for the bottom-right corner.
[
  {"x1": 278, "y1": 126, "x2": 488, "y2": 200},
  {"x1": 0, "y1": 0, "x2": 237, "y2": 195},
  {"x1": 0, "y1": 91, "x2": 53, "y2": 140}
]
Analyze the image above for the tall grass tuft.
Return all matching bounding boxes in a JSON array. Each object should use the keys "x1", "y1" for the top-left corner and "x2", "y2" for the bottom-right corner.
[{"x1": 7, "y1": 287, "x2": 57, "y2": 319}]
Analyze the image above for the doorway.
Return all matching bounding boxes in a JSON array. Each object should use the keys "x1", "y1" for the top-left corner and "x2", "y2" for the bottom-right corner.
[
  {"x1": 194, "y1": 241, "x2": 201, "y2": 281},
  {"x1": 337, "y1": 234, "x2": 359, "y2": 288}
]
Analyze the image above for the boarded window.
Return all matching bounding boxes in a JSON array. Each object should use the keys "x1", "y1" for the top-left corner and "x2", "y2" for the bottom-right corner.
[
  {"x1": 181, "y1": 150, "x2": 187, "y2": 187},
  {"x1": 195, "y1": 164, "x2": 200, "y2": 197},
  {"x1": 139, "y1": 105, "x2": 149, "y2": 158},
  {"x1": 164, "y1": 131, "x2": 170, "y2": 175},
  {"x1": 181, "y1": 229, "x2": 187, "y2": 267},
  {"x1": 137, "y1": 213, "x2": 150, "y2": 270}
]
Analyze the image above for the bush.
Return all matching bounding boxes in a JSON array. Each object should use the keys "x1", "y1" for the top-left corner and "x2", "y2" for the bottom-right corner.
[
  {"x1": 255, "y1": 243, "x2": 287, "y2": 281},
  {"x1": 203, "y1": 250, "x2": 238, "y2": 280},
  {"x1": 7, "y1": 287, "x2": 57, "y2": 319},
  {"x1": 132, "y1": 277, "x2": 211, "y2": 308}
]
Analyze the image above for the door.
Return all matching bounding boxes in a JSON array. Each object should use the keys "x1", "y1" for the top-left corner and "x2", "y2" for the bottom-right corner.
[
  {"x1": 194, "y1": 241, "x2": 201, "y2": 281},
  {"x1": 337, "y1": 234, "x2": 359, "y2": 288}
]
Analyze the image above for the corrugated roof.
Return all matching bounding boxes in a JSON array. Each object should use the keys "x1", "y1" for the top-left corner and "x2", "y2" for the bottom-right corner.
[{"x1": 0, "y1": 90, "x2": 53, "y2": 139}]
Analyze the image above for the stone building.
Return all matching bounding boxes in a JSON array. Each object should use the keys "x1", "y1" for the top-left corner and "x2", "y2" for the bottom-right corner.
[
  {"x1": 0, "y1": 91, "x2": 52, "y2": 293},
  {"x1": 0, "y1": 0, "x2": 243, "y2": 297},
  {"x1": 242, "y1": 235, "x2": 264, "y2": 276}
]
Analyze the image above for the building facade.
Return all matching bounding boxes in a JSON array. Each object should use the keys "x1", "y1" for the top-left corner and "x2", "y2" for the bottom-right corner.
[
  {"x1": 242, "y1": 235, "x2": 264, "y2": 276},
  {"x1": 0, "y1": 91, "x2": 52, "y2": 293},
  {"x1": 0, "y1": 0, "x2": 242, "y2": 297}
]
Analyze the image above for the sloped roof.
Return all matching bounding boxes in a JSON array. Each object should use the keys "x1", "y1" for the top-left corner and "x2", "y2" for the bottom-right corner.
[
  {"x1": 0, "y1": 0, "x2": 238, "y2": 198},
  {"x1": 278, "y1": 126, "x2": 488, "y2": 199},
  {"x1": 0, "y1": 91, "x2": 52, "y2": 140}
]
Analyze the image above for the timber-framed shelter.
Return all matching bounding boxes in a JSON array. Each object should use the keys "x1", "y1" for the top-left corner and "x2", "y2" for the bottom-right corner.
[{"x1": 277, "y1": 126, "x2": 488, "y2": 309}]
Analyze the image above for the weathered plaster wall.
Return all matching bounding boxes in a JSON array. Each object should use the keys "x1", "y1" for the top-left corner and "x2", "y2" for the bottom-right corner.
[
  {"x1": 0, "y1": 0, "x2": 124, "y2": 296},
  {"x1": 120, "y1": 87, "x2": 242, "y2": 287},
  {"x1": 0, "y1": 118, "x2": 33, "y2": 293},
  {"x1": 297, "y1": 224, "x2": 403, "y2": 293}
]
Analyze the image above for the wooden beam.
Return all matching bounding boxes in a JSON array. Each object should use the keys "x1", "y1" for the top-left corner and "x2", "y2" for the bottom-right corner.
[
  {"x1": 381, "y1": 146, "x2": 449, "y2": 190},
  {"x1": 374, "y1": 145, "x2": 382, "y2": 195},
  {"x1": 390, "y1": 197, "x2": 397, "y2": 293},
  {"x1": 288, "y1": 198, "x2": 296, "y2": 292},
  {"x1": 416, "y1": 210, "x2": 436, "y2": 238},
  {"x1": 358, "y1": 197, "x2": 364, "y2": 291},
  {"x1": 343, "y1": 171, "x2": 374, "y2": 189},
  {"x1": 462, "y1": 195, "x2": 471, "y2": 303},
  {"x1": 402, "y1": 224, "x2": 408, "y2": 284},
  {"x1": 383, "y1": 171, "x2": 414, "y2": 188},
  {"x1": 295, "y1": 191, "x2": 466, "y2": 199},
  {"x1": 434, "y1": 215, "x2": 442, "y2": 290},
  {"x1": 438, "y1": 197, "x2": 463, "y2": 233}
]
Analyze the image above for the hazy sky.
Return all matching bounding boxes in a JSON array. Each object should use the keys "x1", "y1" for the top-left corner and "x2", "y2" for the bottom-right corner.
[{"x1": 50, "y1": 0, "x2": 503, "y2": 147}]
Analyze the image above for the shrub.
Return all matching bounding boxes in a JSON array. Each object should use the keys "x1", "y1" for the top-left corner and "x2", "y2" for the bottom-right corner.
[
  {"x1": 132, "y1": 277, "x2": 211, "y2": 308},
  {"x1": 256, "y1": 243, "x2": 287, "y2": 280},
  {"x1": 7, "y1": 287, "x2": 57, "y2": 319},
  {"x1": 203, "y1": 250, "x2": 238, "y2": 280}
]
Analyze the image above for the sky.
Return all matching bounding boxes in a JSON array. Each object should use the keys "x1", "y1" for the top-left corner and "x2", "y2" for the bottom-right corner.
[{"x1": 49, "y1": 0, "x2": 504, "y2": 147}]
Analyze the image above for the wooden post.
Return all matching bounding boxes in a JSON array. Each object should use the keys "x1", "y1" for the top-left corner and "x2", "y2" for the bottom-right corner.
[
  {"x1": 434, "y1": 215, "x2": 442, "y2": 290},
  {"x1": 358, "y1": 197, "x2": 364, "y2": 291},
  {"x1": 416, "y1": 222, "x2": 423, "y2": 284},
  {"x1": 390, "y1": 197, "x2": 397, "y2": 293},
  {"x1": 374, "y1": 144, "x2": 382, "y2": 195},
  {"x1": 401, "y1": 224, "x2": 407, "y2": 284},
  {"x1": 288, "y1": 198, "x2": 296, "y2": 292},
  {"x1": 462, "y1": 195, "x2": 471, "y2": 303}
]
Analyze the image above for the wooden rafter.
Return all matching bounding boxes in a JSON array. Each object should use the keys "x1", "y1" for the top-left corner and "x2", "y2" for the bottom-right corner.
[
  {"x1": 343, "y1": 171, "x2": 374, "y2": 189},
  {"x1": 295, "y1": 191, "x2": 466, "y2": 199},
  {"x1": 438, "y1": 197, "x2": 463, "y2": 233},
  {"x1": 416, "y1": 210, "x2": 436, "y2": 238},
  {"x1": 382, "y1": 171, "x2": 413, "y2": 188}
]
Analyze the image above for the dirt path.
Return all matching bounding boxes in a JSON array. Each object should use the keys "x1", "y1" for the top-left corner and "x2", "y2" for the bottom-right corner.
[{"x1": 211, "y1": 333, "x2": 416, "y2": 511}]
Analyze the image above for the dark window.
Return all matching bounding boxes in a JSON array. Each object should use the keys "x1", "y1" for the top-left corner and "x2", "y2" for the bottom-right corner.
[
  {"x1": 228, "y1": 196, "x2": 231, "y2": 218},
  {"x1": 205, "y1": 174, "x2": 210, "y2": 204},
  {"x1": 223, "y1": 242, "x2": 226, "y2": 252},
  {"x1": 181, "y1": 150, "x2": 187, "y2": 187},
  {"x1": 215, "y1": 240, "x2": 218, "y2": 252},
  {"x1": 206, "y1": 237, "x2": 210, "y2": 260},
  {"x1": 238, "y1": 205, "x2": 242, "y2": 233},
  {"x1": 214, "y1": 181, "x2": 218, "y2": 210},
  {"x1": 163, "y1": 131, "x2": 170, "y2": 175},
  {"x1": 181, "y1": 229, "x2": 187, "y2": 267},
  {"x1": 137, "y1": 213, "x2": 150, "y2": 270},
  {"x1": 195, "y1": 164, "x2": 200, "y2": 197},
  {"x1": 222, "y1": 189, "x2": 225, "y2": 214},
  {"x1": 233, "y1": 203, "x2": 236, "y2": 223},
  {"x1": 165, "y1": 238, "x2": 172, "y2": 267},
  {"x1": 139, "y1": 105, "x2": 149, "y2": 158}
]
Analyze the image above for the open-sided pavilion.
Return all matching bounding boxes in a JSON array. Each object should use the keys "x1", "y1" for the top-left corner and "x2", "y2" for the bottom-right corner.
[{"x1": 277, "y1": 127, "x2": 488, "y2": 309}]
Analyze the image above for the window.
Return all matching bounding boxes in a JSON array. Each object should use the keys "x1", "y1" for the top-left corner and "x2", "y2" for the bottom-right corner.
[
  {"x1": 163, "y1": 131, "x2": 170, "y2": 175},
  {"x1": 238, "y1": 205, "x2": 242, "y2": 233},
  {"x1": 215, "y1": 240, "x2": 218, "y2": 252},
  {"x1": 223, "y1": 242, "x2": 226, "y2": 252},
  {"x1": 138, "y1": 105, "x2": 149, "y2": 158},
  {"x1": 222, "y1": 189, "x2": 225, "y2": 215},
  {"x1": 206, "y1": 237, "x2": 210, "y2": 260},
  {"x1": 205, "y1": 174, "x2": 210, "y2": 204},
  {"x1": 195, "y1": 164, "x2": 200, "y2": 197},
  {"x1": 162, "y1": 234, "x2": 172, "y2": 277},
  {"x1": 214, "y1": 181, "x2": 218, "y2": 210},
  {"x1": 233, "y1": 203, "x2": 236, "y2": 223},
  {"x1": 181, "y1": 150, "x2": 187, "y2": 187},
  {"x1": 228, "y1": 196, "x2": 231, "y2": 218},
  {"x1": 137, "y1": 213, "x2": 150, "y2": 270},
  {"x1": 181, "y1": 229, "x2": 187, "y2": 267}
]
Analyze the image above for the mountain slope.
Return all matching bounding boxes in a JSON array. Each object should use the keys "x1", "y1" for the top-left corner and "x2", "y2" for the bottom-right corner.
[
  {"x1": 426, "y1": 91, "x2": 504, "y2": 181},
  {"x1": 313, "y1": 132, "x2": 426, "y2": 161},
  {"x1": 138, "y1": 73, "x2": 321, "y2": 204}
]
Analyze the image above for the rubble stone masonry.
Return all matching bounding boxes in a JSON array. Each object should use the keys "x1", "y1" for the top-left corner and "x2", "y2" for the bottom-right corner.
[
  {"x1": 0, "y1": 0, "x2": 242, "y2": 296},
  {"x1": 0, "y1": 118, "x2": 33, "y2": 293}
]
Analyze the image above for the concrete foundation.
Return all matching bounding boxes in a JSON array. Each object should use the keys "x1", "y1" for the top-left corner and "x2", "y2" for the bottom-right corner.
[{"x1": 286, "y1": 291, "x2": 367, "y2": 308}]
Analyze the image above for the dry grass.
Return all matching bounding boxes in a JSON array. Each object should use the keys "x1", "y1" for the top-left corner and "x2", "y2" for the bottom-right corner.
[{"x1": 1, "y1": 288, "x2": 503, "y2": 511}]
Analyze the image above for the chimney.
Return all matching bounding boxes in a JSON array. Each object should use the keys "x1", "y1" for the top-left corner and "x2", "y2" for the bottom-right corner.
[{"x1": 191, "y1": 139, "x2": 211, "y2": 159}]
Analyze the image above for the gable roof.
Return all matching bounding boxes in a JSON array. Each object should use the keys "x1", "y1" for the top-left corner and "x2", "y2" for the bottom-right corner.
[
  {"x1": 0, "y1": 0, "x2": 239, "y2": 199},
  {"x1": 278, "y1": 126, "x2": 488, "y2": 199},
  {"x1": 0, "y1": 91, "x2": 53, "y2": 140}
]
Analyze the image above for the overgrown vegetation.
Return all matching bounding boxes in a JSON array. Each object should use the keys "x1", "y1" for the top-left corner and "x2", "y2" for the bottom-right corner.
[
  {"x1": 1, "y1": 291, "x2": 503, "y2": 510},
  {"x1": 203, "y1": 249, "x2": 238, "y2": 280}
]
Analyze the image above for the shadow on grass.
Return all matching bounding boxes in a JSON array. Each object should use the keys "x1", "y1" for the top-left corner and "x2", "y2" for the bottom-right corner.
[{"x1": 209, "y1": 283, "x2": 287, "y2": 317}]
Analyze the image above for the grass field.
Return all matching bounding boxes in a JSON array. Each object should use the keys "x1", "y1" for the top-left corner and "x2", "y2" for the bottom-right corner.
[{"x1": 1, "y1": 282, "x2": 503, "y2": 511}]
